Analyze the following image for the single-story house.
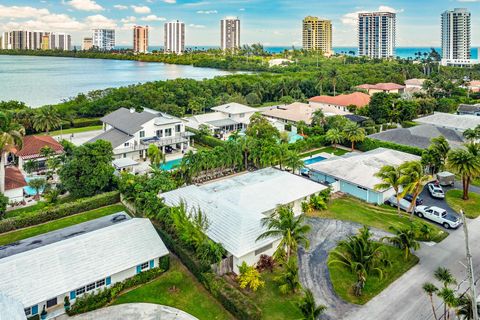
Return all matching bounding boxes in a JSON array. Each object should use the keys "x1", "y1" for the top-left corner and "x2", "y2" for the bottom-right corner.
[
  {"x1": 0, "y1": 291, "x2": 26, "y2": 320},
  {"x1": 369, "y1": 125, "x2": 465, "y2": 150},
  {"x1": 4, "y1": 167, "x2": 27, "y2": 203},
  {"x1": 184, "y1": 103, "x2": 258, "y2": 136},
  {"x1": 307, "y1": 148, "x2": 420, "y2": 204},
  {"x1": 457, "y1": 104, "x2": 480, "y2": 116},
  {"x1": 0, "y1": 217, "x2": 169, "y2": 318},
  {"x1": 161, "y1": 168, "x2": 327, "y2": 273},
  {"x1": 14, "y1": 136, "x2": 64, "y2": 172},
  {"x1": 355, "y1": 83, "x2": 405, "y2": 95},
  {"x1": 262, "y1": 102, "x2": 350, "y2": 125},
  {"x1": 308, "y1": 92, "x2": 371, "y2": 112},
  {"x1": 415, "y1": 112, "x2": 480, "y2": 132},
  {"x1": 404, "y1": 78, "x2": 426, "y2": 93},
  {"x1": 467, "y1": 80, "x2": 480, "y2": 93}
]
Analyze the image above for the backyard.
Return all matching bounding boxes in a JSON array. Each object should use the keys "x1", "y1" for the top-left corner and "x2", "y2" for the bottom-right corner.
[
  {"x1": 310, "y1": 196, "x2": 448, "y2": 242},
  {"x1": 446, "y1": 189, "x2": 480, "y2": 219},
  {"x1": 113, "y1": 257, "x2": 234, "y2": 320},
  {"x1": 47, "y1": 125, "x2": 102, "y2": 136},
  {"x1": 300, "y1": 146, "x2": 350, "y2": 158},
  {"x1": 0, "y1": 204, "x2": 126, "y2": 245}
]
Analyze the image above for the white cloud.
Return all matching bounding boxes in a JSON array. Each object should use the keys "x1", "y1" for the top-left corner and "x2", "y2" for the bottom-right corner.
[
  {"x1": 121, "y1": 16, "x2": 136, "y2": 23},
  {"x1": 84, "y1": 14, "x2": 117, "y2": 28},
  {"x1": 141, "y1": 15, "x2": 166, "y2": 21},
  {"x1": 113, "y1": 4, "x2": 128, "y2": 10},
  {"x1": 189, "y1": 24, "x2": 205, "y2": 29},
  {"x1": 0, "y1": 5, "x2": 50, "y2": 19},
  {"x1": 131, "y1": 5, "x2": 151, "y2": 14},
  {"x1": 164, "y1": 0, "x2": 176, "y2": 3},
  {"x1": 197, "y1": 10, "x2": 217, "y2": 14},
  {"x1": 66, "y1": 0, "x2": 104, "y2": 12},
  {"x1": 342, "y1": 6, "x2": 403, "y2": 26}
]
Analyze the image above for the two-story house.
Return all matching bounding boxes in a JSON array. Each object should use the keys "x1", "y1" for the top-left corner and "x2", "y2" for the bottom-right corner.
[{"x1": 89, "y1": 108, "x2": 193, "y2": 160}]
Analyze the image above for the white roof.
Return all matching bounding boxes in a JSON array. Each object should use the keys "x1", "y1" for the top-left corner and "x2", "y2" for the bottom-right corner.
[
  {"x1": 184, "y1": 112, "x2": 226, "y2": 130},
  {"x1": 161, "y1": 168, "x2": 326, "y2": 258},
  {"x1": 211, "y1": 103, "x2": 258, "y2": 115},
  {"x1": 0, "y1": 292, "x2": 26, "y2": 320},
  {"x1": 307, "y1": 148, "x2": 420, "y2": 191},
  {"x1": 416, "y1": 112, "x2": 480, "y2": 131},
  {"x1": 112, "y1": 158, "x2": 139, "y2": 169},
  {"x1": 0, "y1": 219, "x2": 168, "y2": 308}
]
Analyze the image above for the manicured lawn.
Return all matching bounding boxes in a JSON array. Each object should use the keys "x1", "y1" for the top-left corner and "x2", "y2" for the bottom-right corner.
[
  {"x1": 5, "y1": 195, "x2": 77, "y2": 219},
  {"x1": 47, "y1": 125, "x2": 102, "y2": 136},
  {"x1": 113, "y1": 257, "x2": 234, "y2": 320},
  {"x1": 300, "y1": 146, "x2": 350, "y2": 157},
  {"x1": 310, "y1": 196, "x2": 448, "y2": 242},
  {"x1": 0, "y1": 204, "x2": 126, "y2": 245},
  {"x1": 328, "y1": 244, "x2": 419, "y2": 305},
  {"x1": 446, "y1": 189, "x2": 480, "y2": 219}
]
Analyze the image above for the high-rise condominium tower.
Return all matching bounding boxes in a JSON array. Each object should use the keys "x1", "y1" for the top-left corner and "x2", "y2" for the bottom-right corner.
[
  {"x1": 164, "y1": 20, "x2": 185, "y2": 54},
  {"x1": 82, "y1": 37, "x2": 93, "y2": 51},
  {"x1": 441, "y1": 8, "x2": 471, "y2": 61},
  {"x1": 93, "y1": 29, "x2": 115, "y2": 51},
  {"x1": 133, "y1": 25, "x2": 149, "y2": 53},
  {"x1": 221, "y1": 17, "x2": 240, "y2": 51},
  {"x1": 0, "y1": 31, "x2": 71, "y2": 51},
  {"x1": 302, "y1": 16, "x2": 332, "y2": 54},
  {"x1": 358, "y1": 12, "x2": 396, "y2": 58}
]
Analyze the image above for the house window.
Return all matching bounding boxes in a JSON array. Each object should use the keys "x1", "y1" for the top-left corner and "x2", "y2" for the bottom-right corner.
[
  {"x1": 357, "y1": 186, "x2": 368, "y2": 191},
  {"x1": 156, "y1": 130, "x2": 163, "y2": 137},
  {"x1": 165, "y1": 128, "x2": 172, "y2": 137},
  {"x1": 124, "y1": 142, "x2": 130, "y2": 147},
  {"x1": 140, "y1": 131, "x2": 145, "y2": 138},
  {"x1": 46, "y1": 297, "x2": 58, "y2": 308},
  {"x1": 76, "y1": 287, "x2": 85, "y2": 295},
  {"x1": 255, "y1": 243, "x2": 273, "y2": 256},
  {"x1": 24, "y1": 308, "x2": 31, "y2": 316},
  {"x1": 175, "y1": 124, "x2": 181, "y2": 132},
  {"x1": 141, "y1": 261, "x2": 149, "y2": 270},
  {"x1": 96, "y1": 279, "x2": 105, "y2": 287},
  {"x1": 239, "y1": 113, "x2": 245, "y2": 118},
  {"x1": 86, "y1": 282, "x2": 96, "y2": 291}
]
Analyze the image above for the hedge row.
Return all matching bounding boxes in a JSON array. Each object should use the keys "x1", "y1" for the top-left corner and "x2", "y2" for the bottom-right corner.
[
  {"x1": 0, "y1": 191, "x2": 120, "y2": 233},
  {"x1": 356, "y1": 137, "x2": 424, "y2": 156},
  {"x1": 187, "y1": 128, "x2": 226, "y2": 148},
  {"x1": 154, "y1": 223, "x2": 262, "y2": 320},
  {"x1": 68, "y1": 264, "x2": 168, "y2": 316},
  {"x1": 61, "y1": 118, "x2": 102, "y2": 130}
]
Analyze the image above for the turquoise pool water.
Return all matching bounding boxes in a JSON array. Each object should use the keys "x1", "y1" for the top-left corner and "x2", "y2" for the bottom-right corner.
[
  {"x1": 160, "y1": 158, "x2": 183, "y2": 171},
  {"x1": 303, "y1": 156, "x2": 327, "y2": 165},
  {"x1": 23, "y1": 176, "x2": 45, "y2": 196}
]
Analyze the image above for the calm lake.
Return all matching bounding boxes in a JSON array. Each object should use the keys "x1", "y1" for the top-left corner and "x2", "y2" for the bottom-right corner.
[{"x1": 0, "y1": 55, "x2": 240, "y2": 107}]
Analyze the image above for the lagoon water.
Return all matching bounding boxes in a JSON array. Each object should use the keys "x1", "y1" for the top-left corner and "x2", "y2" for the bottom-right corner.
[{"x1": 0, "y1": 55, "x2": 240, "y2": 107}]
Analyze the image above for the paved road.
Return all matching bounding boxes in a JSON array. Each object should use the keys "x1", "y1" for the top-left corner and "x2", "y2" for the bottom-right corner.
[{"x1": 298, "y1": 219, "x2": 391, "y2": 320}]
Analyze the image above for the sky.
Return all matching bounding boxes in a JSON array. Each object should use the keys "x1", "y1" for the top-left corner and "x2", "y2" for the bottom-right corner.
[{"x1": 1, "y1": 0, "x2": 480, "y2": 48}]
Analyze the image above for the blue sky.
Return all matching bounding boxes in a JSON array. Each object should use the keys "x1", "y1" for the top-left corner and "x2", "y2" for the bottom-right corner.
[{"x1": 1, "y1": 0, "x2": 479, "y2": 47}]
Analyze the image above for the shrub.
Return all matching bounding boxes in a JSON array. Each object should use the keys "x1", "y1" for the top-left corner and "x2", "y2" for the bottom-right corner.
[
  {"x1": 256, "y1": 255, "x2": 275, "y2": 273},
  {"x1": 237, "y1": 262, "x2": 265, "y2": 292},
  {"x1": 0, "y1": 193, "x2": 8, "y2": 218},
  {"x1": 356, "y1": 138, "x2": 423, "y2": 156},
  {"x1": 187, "y1": 127, "x2": 226, "y2": 148},
  {"x1": 0, "y1": 191, "x2": 120, "y2": 233},
  {"x1": 159, "y1": 255, "x2": 170, "y2": 271}
]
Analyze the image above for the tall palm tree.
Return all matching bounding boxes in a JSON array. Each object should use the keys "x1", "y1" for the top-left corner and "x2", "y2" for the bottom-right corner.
[
  {"x1": 147, "y1": 144, "x2": 165, "y2": 167},
  {"x1": 422, "y1": 282, "x2": 439, "y2": 320},
  {"x1": 401, "y1": 161, "x2": 431, "y2": 218},
  {"x1": 257, "y1": 205, "x2": 311, "y2": 262},
  {"x1": 437, "y1": 287, "x2": 456, "y2": 320},
  {"x1": 463, "y1": 128, "x2": 479, "y2": 143},
  {"x1": 0, "y1": 112, "x2": 25, "y2": 193},
  {"x1": 297, "y1": 288, "x2": 327, "y2": 320},
  {"x1": 456, "y1": 294, "x2": 478, "y2": 320},
  {"x1": 311, "y1": 109, "x2": 326, "y2": 127},
  {"x1": 385, "y1": 226, "x2": 420, "y2": 260},
  {"x1": 430, "y1": 136, "x2": 451, "y2": 171},
  {"x1": 285, "y1": 151, "x2": 304, "y2": 175},
  {"x1": 329, "y1": 69, "x2": 339, "y2": 96},
  {"x1": 343, "y1": 122, "x2": 366, "y2": 151},
  {"x1": 325, "y1": 128, "x2": 343, "y2": 151},
  {"x1": 447, "y1": 148, "x2": 480, "y2": 200},
  {"x1": 434, "y1": 267, "x2": 457, "y2": 288},
  {"x1": 375, "y1": 165, "x2": 408, "y2": 216},
  {"x1": 32, "y1": 106, "x2": 62, "y2": 134}
]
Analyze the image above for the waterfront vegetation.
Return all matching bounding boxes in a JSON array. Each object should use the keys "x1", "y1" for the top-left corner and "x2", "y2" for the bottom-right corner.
[{"x1": 445, "y1": 189, "x2": 480, "y2": 219}]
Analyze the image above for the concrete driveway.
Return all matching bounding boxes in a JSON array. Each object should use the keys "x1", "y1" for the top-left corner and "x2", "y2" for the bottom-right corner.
[{"x1": 298, "y1": 218, "x2": 391, "y2": 320}]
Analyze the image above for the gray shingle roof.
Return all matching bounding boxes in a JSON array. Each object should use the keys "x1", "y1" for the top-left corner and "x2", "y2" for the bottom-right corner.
[
  {"x1": 369, "y1": 125, "x2": 465, "y2": 149},
  {"x1": 457, "y1": 104, "x2": 480, "y2": 113},
  {"x1": 88, "y1": 128, "x2": 132, "y2": 148},
  {"x1": 101, "y1": 108, "x2": 157, "y2": 135}
]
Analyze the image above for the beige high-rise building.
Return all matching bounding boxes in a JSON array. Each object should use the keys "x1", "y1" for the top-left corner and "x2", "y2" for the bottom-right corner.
[
  {"x1": 133, "y1": 25, "x2": 149, "y2": 53},
  {"x1": 82, "y1": 37, "x2": 93, "y2": 51},
  {"x1": 41, "y1": 35, "x2": 50, "y2": 50},
  {"x1": 302, "y1": 16, "x2": 332, "y2": 54}
]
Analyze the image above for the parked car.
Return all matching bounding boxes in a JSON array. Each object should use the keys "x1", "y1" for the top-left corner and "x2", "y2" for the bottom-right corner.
[
  {"x1": 414, "y1": 205, "x2": 461, "y2": 229},
  {"x1": 403, "y1": 194, "x2": 424, "y2": 206},
  {"x1": 385, "y1": 196, "x2": 413, "y2": 212},
  {"x1": 427, "y1": 183, "x2": 445, "y2": 199}
]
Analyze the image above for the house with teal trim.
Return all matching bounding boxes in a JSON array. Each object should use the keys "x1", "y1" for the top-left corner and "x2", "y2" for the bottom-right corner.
[
  {"x1": 0, "y1": 218, "x2": 168, "y2": 319},
  {"x1": 306, "y1": 148, "x2": 420, "y2": 205}
]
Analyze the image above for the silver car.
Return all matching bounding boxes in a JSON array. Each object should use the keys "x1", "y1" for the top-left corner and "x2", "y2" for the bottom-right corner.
[{"x1": 385, "y1": 196, "x2": 414, "y2": 212}]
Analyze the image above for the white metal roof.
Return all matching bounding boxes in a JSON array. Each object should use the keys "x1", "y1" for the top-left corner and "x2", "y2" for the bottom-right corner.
[
  {"x1": 307, "y1": 148, "x2": 420, "y2": 191},
  {"x1": 0, "y1": 218, "x2": 168, "y2": 308},
  {"x1": 211, "y1": 103, "x2": 258, "y2": 115},
  {"x1": 161, "y1": 168, "x2": 326, "y2": 258},
  {"x1": 0, "y1": 292, "x2": 26, "y2": 320},
  {"x1": 416, "y1": 112, "x2": 480, "y2": 131},
  {"x1": 112, "y1": 158, "x2": 139, "y2": 169}
]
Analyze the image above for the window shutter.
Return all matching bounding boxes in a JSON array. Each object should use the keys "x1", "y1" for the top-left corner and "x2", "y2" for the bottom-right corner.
[
  {"x1": 70, "y1": 291, "x2": 76, "y2": 300},
  {"x1": 136, "y1": 265, "x2": 142, "y2": 274},
  {"x1": 31, "y1": 305, "x2": 38, "y2": 315},
  {"x1": 149, "y1": 259, "x2": 154, "y2": 269},
  {"x1": 106, "y1": 276, "x2": 111, "y2": 286}
]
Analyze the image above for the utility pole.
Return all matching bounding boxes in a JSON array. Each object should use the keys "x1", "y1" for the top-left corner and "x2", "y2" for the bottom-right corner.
[{"x1": 461, "y1": 209, "x2": 478, "y2": 320}]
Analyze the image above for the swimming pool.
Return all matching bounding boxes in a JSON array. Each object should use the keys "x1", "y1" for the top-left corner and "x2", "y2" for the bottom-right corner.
[
  {"x1": 23, "y1": 176, "x2": 45, "y2": 196},
  {"x1": 303, "y1": 156, "x2": 327, "y2": 166},
  {"x1": 160, "y1": 158, "x2": 183, "y2": 171}
]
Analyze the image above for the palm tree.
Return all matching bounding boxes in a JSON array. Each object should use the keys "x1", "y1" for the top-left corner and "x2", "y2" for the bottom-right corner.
[
  {"x1": 456, "y1": 294, "x2": 478, "y2": 320},
  {"x1": 275, "y1": 257, "x2": 302, "y2": 294},
  {"x1": 147, "y1": 144, "x2": 165, "y2": 167},
  {"x1": 447, "y1": 148, "x2": 480, "y2": 200},
  {"x1": 385, "y1": 226, "x2": 420, "y2": 260},
  {"x1": 463, "y1": 128, "x2": 479, "y2": 143},
  {"x1": 311, "y1": 109, "x2": 326, "y2": 127},
  {"x1": 257, "y1": 205, "x2": 311, "y2": 262},
  {"x1": 0, "y1": 112, "x2": 25, "y2": 193},
  {"x1": 32, "y1": 106, "x2": 62, "y2": 134},
  {"x1": 285, "y1": 151, "x2": 304, "y2": 174},
  {"x1": 28, "y1": 178, "x2": 47, "y2": 200},
  {"x1": 329, "y1": 69, "x2": 339, "y2": 96},
  {"x1": 374, "y1": 165, "x2": 408, "y2": 217},
  {"x1": 297, "y1": 288, "x2": 327, "y2": 320},
  {"x1": 422, "y1": 282, "x2": 439, "y2": 320},
  {"x1": 325, "y1": 128, "x2": 343, "y2": 151},
  {"x1": 434, "y1": 267, "x2": 457, "y2": 288},
  {"x1": 401, "y1": 161, "x2": 431, "y2": 218},
  {"x1": 430, "y1": 136, "x2": 451, "y2": 170},
  {"x1": 437, "y1": 287, "x2": 456, "y2": 320},
  {"x1": 343, "y1": 122, "x2": 366, "y2": 151}
]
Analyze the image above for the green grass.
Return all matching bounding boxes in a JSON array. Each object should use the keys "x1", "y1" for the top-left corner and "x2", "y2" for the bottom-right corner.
[
  {"x1": 300, "y1": 146, "x2": 350, "y2": 158},
  {"x1": 311, "y1": 196, "x2": 448, "y2": 242},
  {"x1": 5, "y1": 195, "x2": 77, "y2": 219},
  {"x1": 47, "y1": 125, "x2": 102, "y2": 136},
  {"x1": 113, "y1": 257, "x2": 234, "y2": 320},
  {"x1": 446, "y1": 189, "x2": 480, "y2": 219},
  {"x1": 328, "y1": 244, "x2": 419, "y2": 305},
  {"x1": 0, "y1": 204, "x2": 126, "y2": 246}
]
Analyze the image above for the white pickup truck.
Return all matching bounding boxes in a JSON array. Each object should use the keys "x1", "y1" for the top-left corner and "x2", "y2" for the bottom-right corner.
[{"x1": 414, "y1": 205, "x2": 461, "y2": 229}]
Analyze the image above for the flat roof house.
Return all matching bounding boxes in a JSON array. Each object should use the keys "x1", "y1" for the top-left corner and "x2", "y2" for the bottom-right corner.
[
  {"x1": 356, "y1": 83, "x2": 405, "y2": 96},
  {"x1": 161, "y1": 168, "x2": 327, "y2": 273},
  {"x1": 415, "y1": 112, "x2": 480, "y2": 132},
  {"x1": 0, "y1": 217, "x2": 169, "y2": 318},
  {"x1": 89, "y1": 107, "x2": 193, "y2": 160},
  {"x1": 307, "y1": 148, "x2": 420, "y2": 204},
  {"x1": 308, "y1": 92, "x2": 371, "y2": 112}
]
